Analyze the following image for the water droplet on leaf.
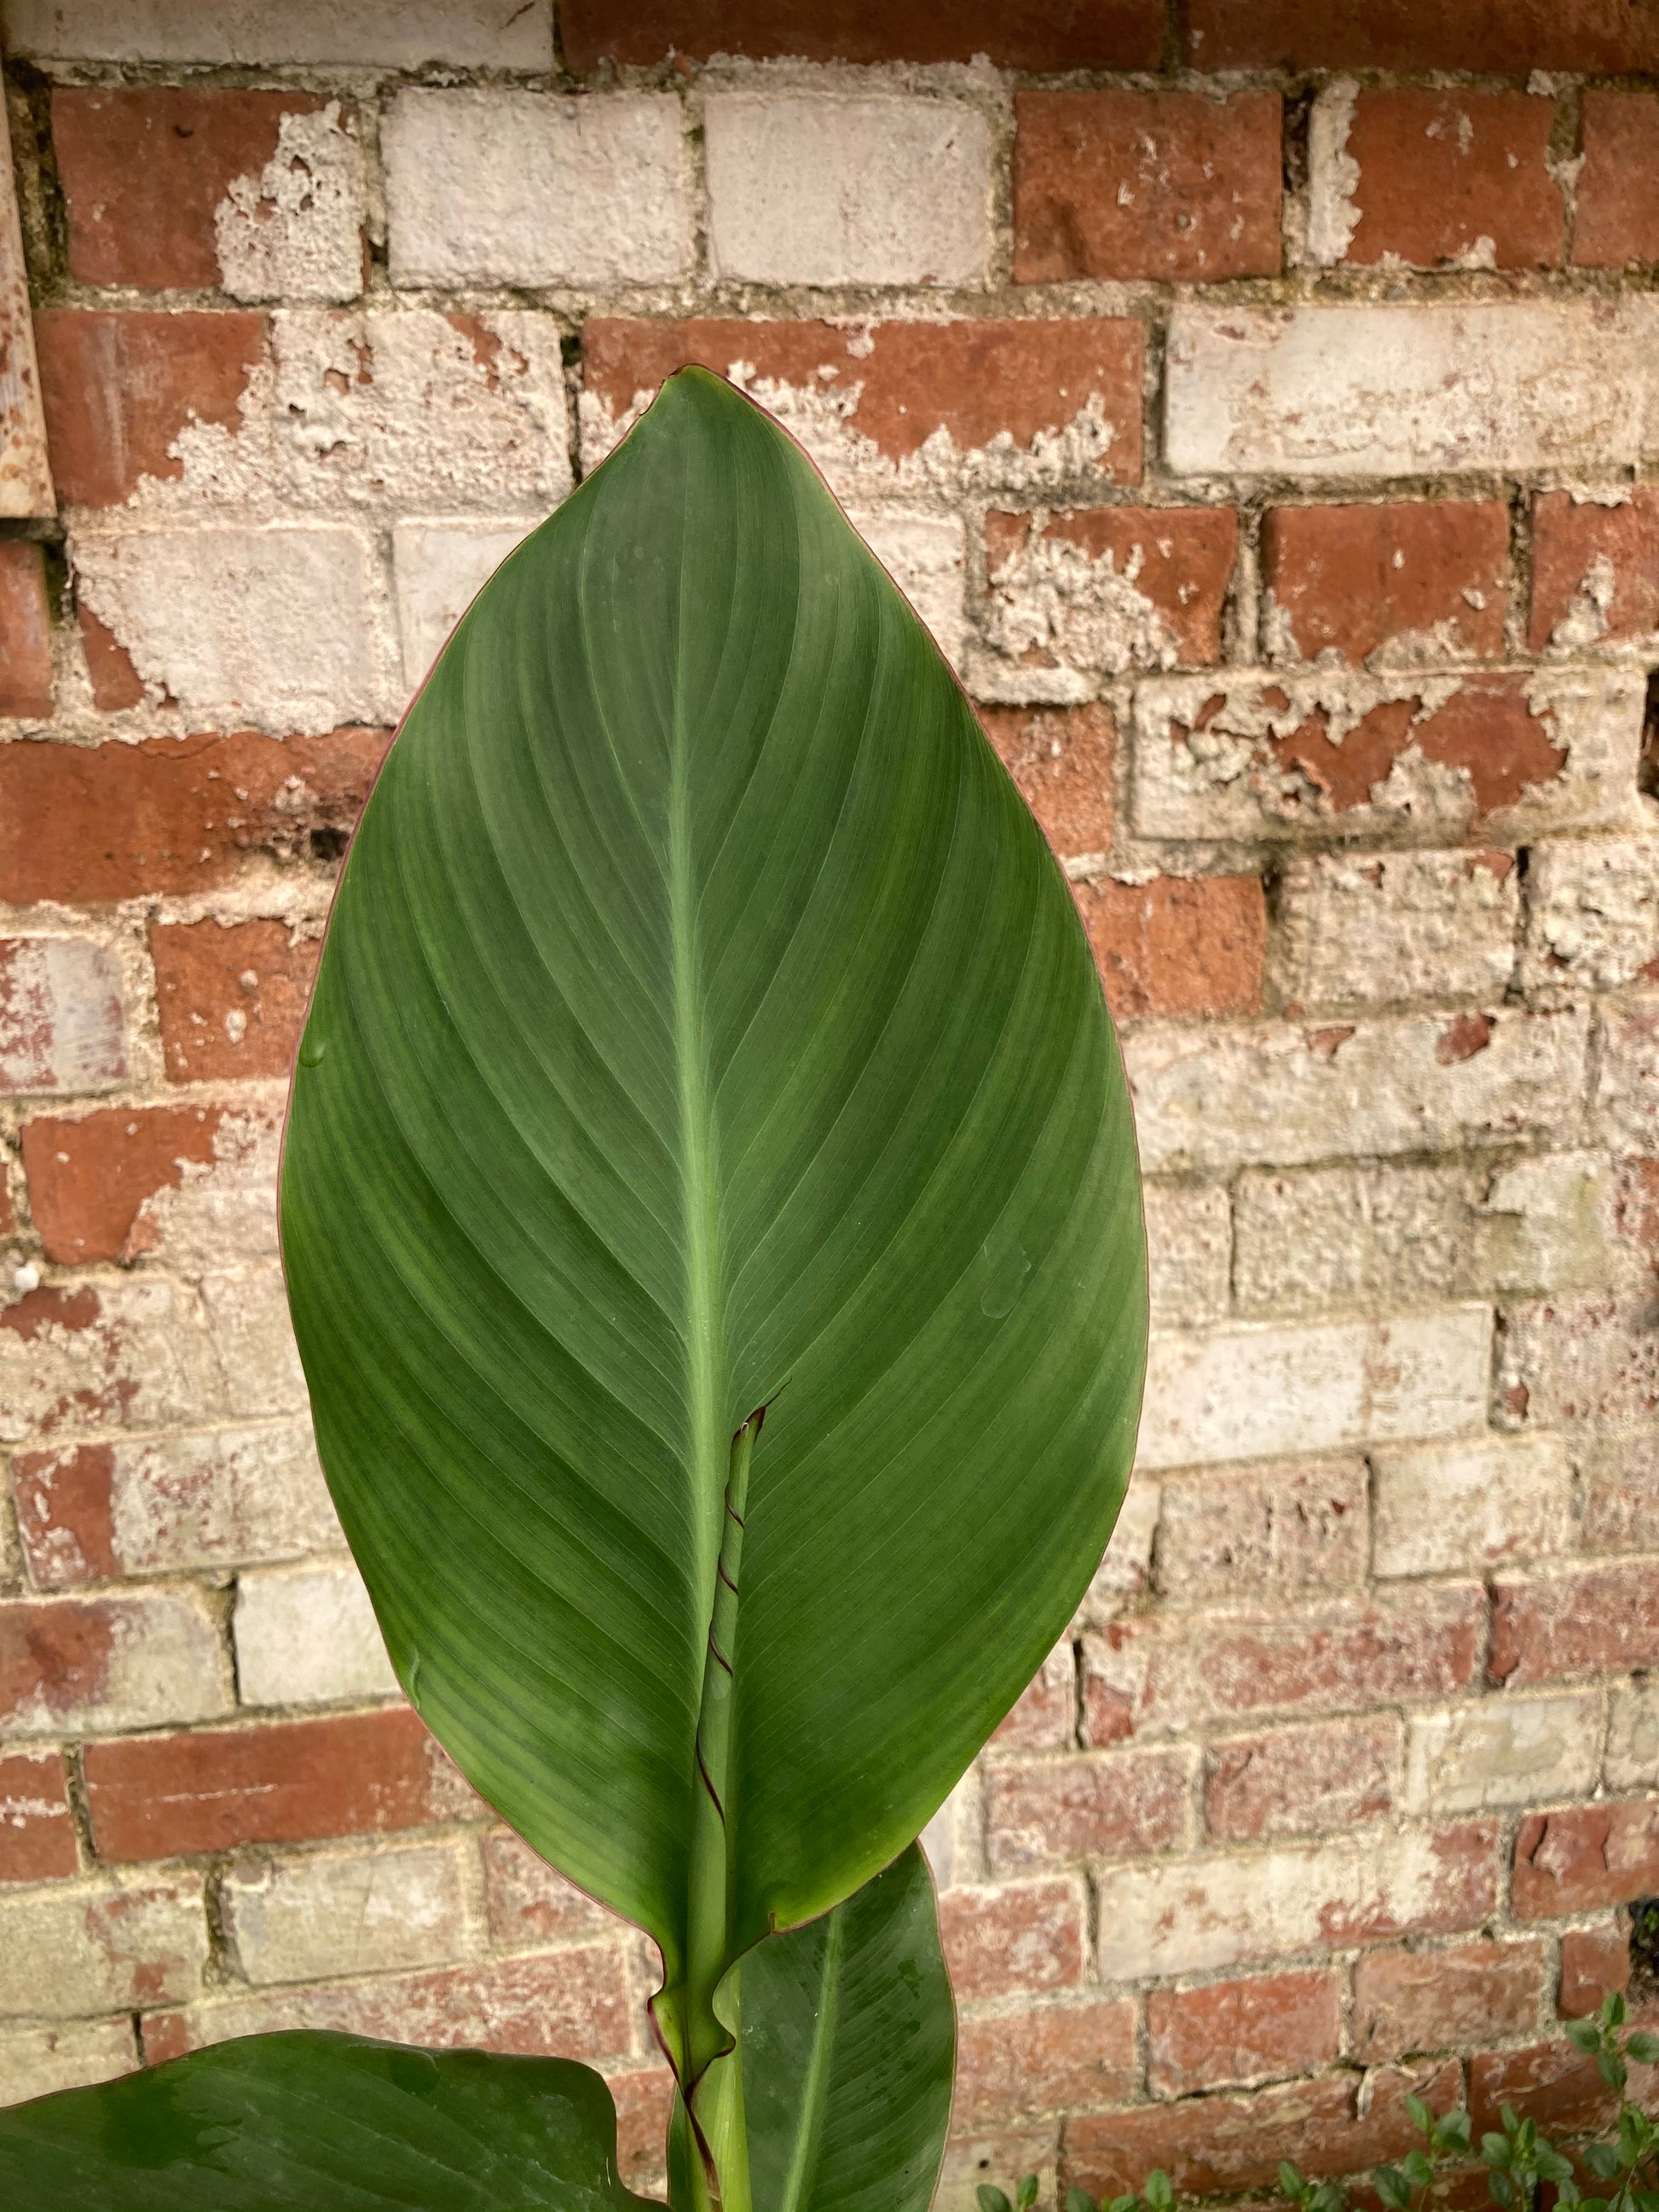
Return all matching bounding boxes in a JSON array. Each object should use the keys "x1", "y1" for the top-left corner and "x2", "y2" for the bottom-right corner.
[{"x1": 298, "y1": 1031, "x2": 327, "y2": 1068}]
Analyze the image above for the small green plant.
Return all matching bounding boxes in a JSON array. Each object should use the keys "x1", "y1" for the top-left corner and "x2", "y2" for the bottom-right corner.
[
  {"x1": 979, "y1": 2178, "x2": 1042, "y2": 2212},
  {"x1": 1564, "y1": 1992, "x2": 1659, "y2": 2212},
  {"x1": 1376, "y1": 2091, "x2": 1475, "y2": 2212}
]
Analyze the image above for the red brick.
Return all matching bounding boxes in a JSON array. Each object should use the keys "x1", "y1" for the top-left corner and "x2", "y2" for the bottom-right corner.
[
  {"x1": 980, "y1": 703, "x2": 1113, "y2": 860},
  {"x1": 956, "y1": 1997, "x2": 1137, "y2": 2128},
  {"x1": 1339, "y1": 92, "x2": 1561, "y2": 271},
  {"x1": 1490, "y1": 1563, "x2": 1659, "y2": 1687},
  {"x1": 1147, "y1": 1969, "x2": 1341, "y2": 2098},
  {"x1": 0, "y1": 1747, "x2": 78, "y2": 1882},
  {"x1": 1513, "y1": 1799, "x2": 1659, "y2": 1921},
  {"x1": 78, "y1": 606, "x2": 147, "y2": 713},
  {"x1": 983, "y1": 1747, "x2": 1193, "y2": 1872},
  {"x1": 36, "y1": 311, "x2": 266, "y2": 508},
  {"x1": 1014, "y1": 91, "x2": 1282, "y2": 282},
  {"x1": 1205, "y1": 1714, "x2": 1402, "y2": 1844},
  {"x1": 54, "y1": 89, "x2": 330, "y2": 292},
  {"x1": 1352, "y1": 1940, "x2": 1544, "y2": 2065},
  {"x1": 985, "y1": 507, "x2": 1236, "y2": 672},
  {"x1": 1470, "y1": 2032, "x2": 1657, "y2": 2138},
  {"x1": 0, "y1": 729, "x2": 388, "y2": 906},
  {"x1": 1530, "y1": 488, "x2": 1659, "y2": 649},
  {"x1": 1559, "y1": 1921, "x2": 1630, "y2": 2017},
  {"x1": 0, "y1": 1586, "x2": 226, "y2": 1735},
  {"x1": 583, "y1": 317, "x2": 1144, "y2": 482},
  {"x1": 1263, "y1": 502, "x2": 1509, "y2": 665},
  {"x1": 992, "y1": 1644, "x2": 1076, "y2": 1753},
  {"x1": 1083, "y1": 1587, "x2": 1485, "y2": 1744},
  {"x1": 1075, "y1": 875, "x2": 1265, "y2": 1023},
  {"x1": 563, "y1": 0, "x2": 1165, "y2": 66},
  {"x1": 10, "y1": 1442, "x2": 118, "y2": 1585},
  {"x1": 1574, "y1": 92, "x2": 1659, "y2": 269},
  {"x1": 1184, "y1": 0, "x2": 1659, "y2": 71},
  {"x1": 606, "y1": 2063, "x2": 675, "y2": 2196},
  {"x1": 483, "y1": 1830, "x2": 619, "y2": 1947},
  {"x1": 22, "y1": 1106, "x2": 223, "y2": 1266},
  {"x1": 151, "y1": 918, "x2": 320, "y2": 1083},
  {"x1": 82, "y1": 1708, "x2": 469, "y2": 1859},
  {"x1": 0, "y1": 542, "x2": 54, "y2": 719},
  {"x1": 939, "y1": 1878, "x2": 1086, "y2": 2002},
  {"x1": 1065, "y1": 2058, "x2": 1461, "y2": 2200},
  {"x1": 0, "y1": 938, "x2": 127, "y2": 1096}
]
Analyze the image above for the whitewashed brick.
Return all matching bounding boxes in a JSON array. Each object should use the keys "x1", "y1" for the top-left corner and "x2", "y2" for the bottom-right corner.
[
  {"x1": 851, "y1": 510, "x2": 966, "y2": 668},
  {"x1": 1143, "y1": 1182, "x2": 1230, "y2": 1326},
  {"x1": 127, "y1": 1106, "x2": 280, "y2": 1273},
  {"x1": 1404, "y1": 1694, "x2": 1599, "y2": 1815},
  {"x1": 72, "y1": 526, "x2": 381, "y2": 737},
  {"x1": 393, "y1": 520, "x2": 537, "y2": 690},
  {"x1": 1523, "y1": 836, "x2": 1659, "y2": 993},
  {"x1": 0, "y1": 0, "x2": 552, "y2": 65},
  {"x1": 1166, "y1": 300, "x2": 1659, "y2": 479},
  {"x1": 1477, "y1": 1151, "x2": 1621, "y2": 1294},
  {"x1": 384, "y1": 91, "x2": 691, "y2": 287},
  {"x1": 0, "y1": 2019, "x2": 137, "y2": 2106},
  {"x1": 0, "y1": 1872, "x2": 206, "y2": 2019},
  {"x1": 1126, "y1": 1008, "x2": 1589, "y2": 1175},
  {"x1": 81, "y1": 1424, "x2": 336, "y2": 1579},
  {"x1": 275, "y1": 311, "x2": 571, "y2": 512},
  {"x1": 1095, "y1": 1827, "x2": 1494, "y2": 1980},
  {"x1": 3, "y1": 1586, "x2": 233, "y2": 1737},
  {"x1": 201, "y1": 1268, "x2": 309, "y2": 1420},
  {"x1": 217, "y1": 105, "x2": 363, "y2": 305},
  {"x1": 234, "y1": 1560, "x2": 399, "y2": 1707},
  {"x1": 0, "y1": 939, "x2": 126, "y2": 1096},
  {"x1": 1156, "y1": 1456, "x2": 1368, "y2": 1599},
  {"x1": 1605, "y1": 1680, "x2": 1659, "y2": 1789},
  {"x1": 1138, "y1": 1308, "x2": 1489, "y2": 1471},
  {"x1": 1074, "y1": 1477, "x2": 1160, "y2": 1629},
  {"x1": 1498, "y1": 1291, "x2": 1659, "y2": 1429},
  {"x1": 1273, "y1": 851, "x2": 1520, "y2": 1013},
  {"x1": 222, "y1": 1842, "x2": 470, "y2": 1985},
  {"x1": 1133, "y1": 669, "x2": 1643, "y2": 843},
  {"x1": 1597, "y1": 993, "x2": 1659, "y2": 1153},
  {"x1": 1373, "y1": 1435, "x2": 1575, "y2": 1577},
  {"x1": 705, "y1": 92, "x2": 990, "y2": 287},
  {"x1": 0, "y1": 1277, "x2": 219, "y2": 1447}
]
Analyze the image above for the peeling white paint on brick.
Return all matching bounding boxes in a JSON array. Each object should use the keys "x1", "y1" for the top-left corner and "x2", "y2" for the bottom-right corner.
[
  {"x1": 0, "y1": 2020, "x2": 137, "y2": 2104},
  {"x1": 0, "y1": 1873, "x2": 207, "y2": 2018},
  {"x1": 849, "y1": 509, "x2": 967, "y2": 668},
  {"x1": 0, "y1": 0, "x2": 551, "y2": 66},
  {"x1": 2, "y1": 1587, "x2": 232, "y2": 1737},
  {"x1": 1373, "y1": 1435, "x2": 1575, "y2": 1576},
  {"x1": 392, "y1": 519, "x2": 538, "y2": 690},
  {"x1": 1304, "y1": 79, "x2": 1362, "y2": 267},
  {"x1": 107, "y1": 1424, "x2": 342, "y2": 1578},
  {"x1": 216, "y1": 105, "x2": 364, "y2": 306},
  {"x1": 985, "y1": 523, "x2": 1178, "y2": 679},
  {"x1": 223, "y1": 1842, "x2": 471, "y2": 1984},
  {"x1": 1273, "y1": 851, "x2": 1521, "y2": 1014},
  {"x1": 1523, "y1": 835, "x2": 1659, "y2": 991},
  {"x1": 234, "y1": 1559, "x2": 399, "y2": 1707},
  {"x1": 1404, "y1": 1694, "x2": 1599, "y2": 1814}
]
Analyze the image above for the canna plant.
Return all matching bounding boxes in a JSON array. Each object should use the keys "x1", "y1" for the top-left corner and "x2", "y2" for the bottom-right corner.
[{"x1": 0, "y1": 369, "x2": 1147, "y2": 2209}]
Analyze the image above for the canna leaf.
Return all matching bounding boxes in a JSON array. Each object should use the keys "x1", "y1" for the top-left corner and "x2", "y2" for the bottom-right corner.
[{"x1": 0, "y1": 2033, "x2": 654, "y2": 2211}]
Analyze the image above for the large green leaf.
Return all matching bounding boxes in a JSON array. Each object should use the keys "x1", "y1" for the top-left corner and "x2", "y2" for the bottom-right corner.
[
  {"x1": 280, "y1": 367, "x2": 1145, "y2": 2114},
  {"x1": 0, "y1": 2032, "x2": 655, "y2": 2210},
  {"x1": 742, "y1": 1844, "x2": 954, "y2": 2212}
]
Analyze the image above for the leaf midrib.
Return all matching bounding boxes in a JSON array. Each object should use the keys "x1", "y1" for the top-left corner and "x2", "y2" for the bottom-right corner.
[{"x1": 777, "y1": 1905, "x2": 843, "y2": 2212}]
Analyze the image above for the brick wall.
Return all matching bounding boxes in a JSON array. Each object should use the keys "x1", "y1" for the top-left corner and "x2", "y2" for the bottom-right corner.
[{"x1": 1, "y1": 3, "x2": 1658, "y2": 2203}]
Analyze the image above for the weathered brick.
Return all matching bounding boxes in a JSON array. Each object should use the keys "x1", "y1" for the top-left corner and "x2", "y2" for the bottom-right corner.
[
  {"x1": 1076, "y1": 1479, "x2": 1160, "y2": 1629},
  {"x1": 852, "y1": 510, "x2": 966, "y2": 669},
  {"x1": 1142, "y1": 1184, "x2": 1229, "y2": 1328},
  {"x1": 1263, "y1": 502, "x2": 1509, "y2": 666},
  {"x1": 54, "y1": 90, "x2": 361, "y2": 300},
  {"x1": 983, "y1": 507, "x2": 1235, "y2": 680},
  {"x1": 938, "y1": 1877, "x2": 1086, "y2": 2002},
  {"x1": 0, "y1": 541, "x2": 53, "y2": 718},
  {"x1": 384, "y1": 90, "x2": 687, "y2": 287},
  {"x1": 152, "y1": 918, "x2": 320, "y2": 1083},
  {"x1": 0, "y1": 1279, "x2": 217, "y2": 1445},
  {"x1": 0, "y1": 1586, "x2": 231, "y2": 1738},
  {"x1": 1513, "y1": 1798, "x2": 1659, "y2": 1920},
  {"x1": 1165, "y1": 302, "x2": 1659, "y2": 480},
  {"x1": 1147, "y1": 1968, "x2": 1341, "y2": 2097},
  {"x1": 1606, "y1": 1681, "x2": 1659, "y2": 1792},
  {"x1": 1205, "y1": 1714, "x2": 1402, "y2": 1844},
  {"x1": 0, "y1": 1747, "x2": 78, "y2": 1882},
  {"x1": 706, "y1": 92, "x2": 989, "y2": 287},
  {"x1": 983, "y1": 1747, "x2": 1196, "y2": 1873},
  {"x1": 1373, "y1": 1435, "x2": 1574, "y2": 1577},
  {"x1": 1404, "y1": 1693, "x2": 1600, "y2": 1815},
  {"x1": 1533, "y1": 488, "x2": 1659, "y2": 653},
  {"x1": 23, "y1": 1106, "x2": 223, "y2": 1266},
  {"x1": 1353, "y1": 1939, "x2": 1544, "y2": 2064},
  {"x1": 1524, "y1": 835, "x2": 1659, "y2": 992},
  {"x1": 222, "y1": 1839, "x2": 471, "y2": 1985},
  {"x1": 1311, "y1": 90, "x2": 1561, "y2": 272},
  {"x1": 0, "y1": 941, "x2": 122, "y2": 1105},
  {"x1": 1575, "y1": 92, "x2": 1659, "y2": 271},
  {"x1": 606, "y1": 2061, "x2": 676, "y2": 2198},
  {"x1": 1559, "y1": 1921, "x2": 1631, "y2": 2016},
  {"x1": 956, "y1": 1997, "x2": 1137, "y2": 2128},
  {"x1": 563, "y1": 0, "x2": 1165, "y2": 67},
  {"x1": 1500, "y1": 1294, "x2": 1659, "y2": 1430},
  {"x1": 391, "y1": 519, "x2": 535, "y2": 689},
  {"x1": 581, "y1": 318, "x2": 1144, "y2": 488},
  {"x1": 483, "y1": 1831, "x2": 618, "y2": 1949},
  {"x1": 0, "y1": 729, "x2": 389, "y2": 904},
  {"x1": 1139, "y1": 1309, "x2": 1490, "y2": 1470},
  {"x1": 1127, "y1": 1009, "x2": 1589, "y2": 1176},
  {"x1": 939, "y1": 2132, "x2": 1059, "y2": 2212},
  {"x1": 1066, "y1": 2058, "x2": 1461, "y2": 2199},
  {"x1": 1184, "y1": 0, "x2": 1659, "y2": 70},
  {"x1": 1470, "y1": 2036, "x2": 1653, "y2": 2138},
  {"x1": 1076, "y1": 875, "x2": 1265, "y2": 1023},
  {"x1": 980, "y1": 703, "x2": 1114, "y2": 862},
  {"x1": 0, "y1": 1870, "x2": 206, "y2": 2018},
  {"x1": 1096, "y1": 1824, "x2": 1499, "y2": 1981},
  {"x1": 1014, "y1": 90, "x2": 1280, "y2": 283},
  {"x1": 1084, "y1": 1585, "x2": 1484, "y2": 1744},
  {"x1": 1134, "y1": 669, "x2": 1641, "y2": 843},
  {"x1": 1273, "y1": 851, "x2": 1520, "y2": 1014},
  {"x1": 7, "y1": 2, "x2": 552, "y2": 66},
  {"x1": 82, "y1": 1707, "x2": 469, "y2": 1859},
  {"x1": 1157, "y1": 1458, "x2": 1367, "y2": 1603},
  {"x1": 199, "y1": 1268, "x2": 307, "y2": 1421},
  {"x1": 1581, "y1": 1424, "x2": 1659, "y2": 1551},
  {"x1": 1598, "y1": 995, "x2": 1659, "y2": 1154},
  {"x1": 233, "y1": 1561, "x2": 399, "y2": 1708},
  {"x1": 72, "y1": 526, "x2": 381, "y2": 736},
  {"x1": 0, "y1": 2019, "x2": 136, "y2": 2105},
  {"x1": 1492, "y1": 1561, "x2": 1659, "y2": 1686},
  {"x1": 992, "y1": 1642, "x2": 1076, "y2": 1754}
]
